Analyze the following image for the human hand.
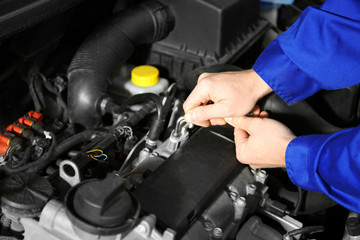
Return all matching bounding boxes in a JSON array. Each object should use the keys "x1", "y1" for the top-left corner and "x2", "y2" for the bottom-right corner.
[
  {"x1": 183, "y1": 69, "x2": 272, "y2": 127},
  {"x1": 226, "y1": 116, "x2": 296, "y2": 169}
]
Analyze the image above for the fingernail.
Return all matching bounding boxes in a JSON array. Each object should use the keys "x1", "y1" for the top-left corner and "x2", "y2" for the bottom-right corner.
[
  {"x1": 225, "y1": 117, "x2": 232, "y2": 123},
  {"x1": 184, "y1": 112, "x2": 193, "y2": 123}
]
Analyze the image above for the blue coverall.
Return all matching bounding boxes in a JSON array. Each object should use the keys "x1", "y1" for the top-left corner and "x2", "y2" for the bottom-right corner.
[{"x1": 253, "y1": 0, "x2": 360, "y2": 213}]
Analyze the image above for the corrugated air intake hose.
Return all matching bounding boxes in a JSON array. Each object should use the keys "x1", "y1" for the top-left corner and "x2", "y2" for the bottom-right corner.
[{"x1": 67, "y1": 1, "x2": 174, "y2": 129}]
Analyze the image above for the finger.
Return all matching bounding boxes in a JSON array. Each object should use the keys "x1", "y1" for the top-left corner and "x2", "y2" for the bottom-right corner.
[
  {"x1": 198, "y1": 72, "x2": 213, "y2": 83},
  {"x1": 234, "y1": 127, "x2": 249, "y2": 146},
  {"x1": 250, "y1": 163, "x2": 281, "y2": 169},
  {"x1": 251, "y1": 105, "x2": 261, "y2": 117},
  {"x1": 184, "y1": 103, "x2": 229, "y2": 123},
  {"x1": 183, "y1": 81, "x2": 212, "y2": 113},
  {"x1": 234, "y1": 128, "x2": 249, "y2": 163},
  {"x1": 191, "y1": 120, "x2": 210, "y2": 127},
  {"x1": 226, "y1": 116, "x2": 260, "y2": 134},
  {"x1": 249, "y1": 164, "x2": 262, "y2": 169},
  {"x1": 259, "y1": 111, "x2": 269, "y2": 118},
  {"x1": 209, "y1": 118, "x2": 227, "y2": 126}
]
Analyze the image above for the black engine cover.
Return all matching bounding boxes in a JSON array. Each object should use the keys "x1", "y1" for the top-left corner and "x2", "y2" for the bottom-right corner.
[{"x1": 133, "y1": 127, "x2": 243, "y2": 237}]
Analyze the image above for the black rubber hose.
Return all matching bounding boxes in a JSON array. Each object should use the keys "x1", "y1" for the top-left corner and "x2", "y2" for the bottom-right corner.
[
  {"x1": 162, "y1": 84, "x2": 176, "y2": 118},
  {"x1": 29, "y1": 74, "x2": 43, "y2": 112},
  {"x1": 284, "y1": 226, "x2": 325, "y2": 238},
  {"x1": 51, "y1": 130, "x2": 94, "y2": 161},
  {"x1": 4, "y1": 145, "x2": 33, "y2": 171},
  {"x1": 68, "y1": 1, "x2": 173, "y2": 129},
  {"x1": 18, "y1": 145, "x2": 33, "y2": 166},
  {"x1": 107, "y1": 93, "x2": 165, "y2": 145},
  {"x1": 2, "y1": 131, "x2": 94, "y2": 174},
  {"x1": 108, "y1": 93, "x2": 164, "y2": 120},
  {"x1": 125, "y1": 102, "x2": 156, "y2": 127},
  {"x1": 2, "y1": 132, "x2": 56, "y2": 174},
  {"x1": 27, "y1": 130, "x2": 95, "y2": 173}
]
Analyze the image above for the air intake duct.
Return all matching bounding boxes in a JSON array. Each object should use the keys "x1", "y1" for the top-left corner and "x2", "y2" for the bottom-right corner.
[{"x1": 68, "y1": 1, "x2": 173, "y2": 129}]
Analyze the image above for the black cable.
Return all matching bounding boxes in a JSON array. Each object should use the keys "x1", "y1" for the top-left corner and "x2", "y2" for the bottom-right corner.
[
  {"x1": 109, "y1": 93, "x2": 164, "y2": 120},
  {"x1": 107, "y1": 93, "x2": 166, "y2": 148},
  {"x1": 162, "y1": 85, "x2": 177, "y2": 118},
  {"x1": 40, "y1": 75, "x2": 69, "y2": 122},
  {"x1": 17, "y1": 145, "x2": 33, "y2": 166},
  {"x1": 29, "y1": 74, "x2": 42, "y2": 112},
  {"x1": 4, "y1": 145, "x2": 33, "y2": 170},
  {"x1": 125, "y1": 102, "x2": 156, "y2": 127},
  {"x1": 2, "y1": 132, "x2": 57, "y2": 174},
  {"x1": 34, "y1": 74, "x2": 46, "y2": 109},
  {"x1": 51, "y1": 130, "x2": 94, "y2": 161},
  {"x1": 56, "y1": 95, "x2": 69, "y2": 122},
  {"x1": 27, "y1": 130, "x2": 96, "y2": 173},
  {"x1": 292, "y1": 186, "x2": 304, "y2": 216},
  {"x1": 1, "y1": 131, "x2": 91, "y2": 174},
  {"x1": 284, "y1": 226, "x2": 325, "y2": 238}
]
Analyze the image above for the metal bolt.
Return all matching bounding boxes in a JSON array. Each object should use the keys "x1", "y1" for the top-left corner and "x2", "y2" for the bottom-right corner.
[
  {"x1": 258, "y1": 169, "x2": 267, "y2": 178},
  {"x1": 283, "y1": 235, "x2": 292, "y2": 240},
  {"x1": 229, "y1": 191, "x2": 238, "y2": 201},
  {"x1": 136, "y1": 224, "x2": 147, "y2": 233},
  {"x1": 204, "y1": 221, "x2": 213, "y2": 231},
  {"x1": 246, "y1": 183, "x2": 257, "y2": 195},
  {"x1": 213, "y1": 227, "x2": 223, "y2": 238},
  {"x1": 236, "y1": 197, "x2": 246, "y2": 207}
]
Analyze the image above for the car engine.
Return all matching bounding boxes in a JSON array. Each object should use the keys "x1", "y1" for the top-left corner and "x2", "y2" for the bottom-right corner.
[{"x1": 0, "y1": 0, "x2": 359, "y2": 240}]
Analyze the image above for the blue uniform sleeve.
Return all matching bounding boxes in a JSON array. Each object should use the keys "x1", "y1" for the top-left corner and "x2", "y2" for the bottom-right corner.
[
  {"x1": 286, "y1": 127, "x2": 360, "y2": 213},
  {"x1": 253, "y1": 0, "x2": 360, "y2": 213},
  {"x1": 253, "y1": 0, "x2": 360, "y2": 104}
]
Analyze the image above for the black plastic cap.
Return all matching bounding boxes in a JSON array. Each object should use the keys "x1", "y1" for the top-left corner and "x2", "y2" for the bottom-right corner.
[
  {"x1": 0, "y1": 173, "x2": 53, "y2": 210},
  {"x1": 72, "y1": 173, "x2": 136, "y2": 228}
]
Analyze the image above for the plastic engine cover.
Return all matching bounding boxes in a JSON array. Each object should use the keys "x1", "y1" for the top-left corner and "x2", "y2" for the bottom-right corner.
[{"x1": 133, "y1": 127, "x2": 244, "y2": 237}]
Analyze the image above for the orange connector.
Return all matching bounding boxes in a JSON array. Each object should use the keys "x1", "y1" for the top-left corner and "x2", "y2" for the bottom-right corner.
[
  {"x1": 6, "y1": 124, "x2": 25, "y2": 136},
  {"x1": 0, "y1": 133, "x2": 10, "y2": 146},
  {"x1": 18, "y1": 117, "x2": 33, "y2": 128},
  {"x1": 26, "y1": 111, "x2": 43, "y2": 123},
  {"x1": 0, "y1": 142, "x2": 9, "y2": 156},
  {"x1": 23, "y1": 111, "x2": 43, "y2": 132}
]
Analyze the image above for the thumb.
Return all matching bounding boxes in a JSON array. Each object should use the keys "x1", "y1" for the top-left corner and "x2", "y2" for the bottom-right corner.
[{"x1": 234, "y1": 127, "x2": 249, "y2": 145}]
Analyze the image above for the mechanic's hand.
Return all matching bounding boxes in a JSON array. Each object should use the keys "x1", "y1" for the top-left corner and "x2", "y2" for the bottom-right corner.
[
  {"x1": 183, "y1": 69, "x2": 272, "y2": 127},
  {"x1": 226, "y1": 116, "x2": 296, "y2": 169}
]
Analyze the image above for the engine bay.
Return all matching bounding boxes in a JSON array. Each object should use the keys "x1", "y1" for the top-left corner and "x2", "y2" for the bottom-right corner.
[{"x1": 0, "y1": 0, "x2": 359, "y2": 239}]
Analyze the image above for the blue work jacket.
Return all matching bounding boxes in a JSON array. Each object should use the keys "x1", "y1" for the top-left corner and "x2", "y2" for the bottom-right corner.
[{"x1": 253, "y1": 0, "x2": 360, "y2": 213}]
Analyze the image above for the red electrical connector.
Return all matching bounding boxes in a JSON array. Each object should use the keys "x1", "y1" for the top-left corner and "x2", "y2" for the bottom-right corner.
[
  {"x1": 22, "y1": 111, "x2": 43, "y2": 131},
  {"x1": 0, "y1": 142, "x2": 9, "y2": 156},
  {"x1": 6, "y1": 124, "x2": 25, "y2": 136},
  {"x1": 0, "y1": 110, "x2": 43, "y2": 157},
  {"x1": 0, "y1": 133, "x2": 11, "y2": 146},
  {"x1": 25, "y1": 111, "x2": 43, "y2": 123},
  {"x1": 0, "y1": 131, "x2": 16, "y2": 156},
  {"x1": 17, "y1": 117, "x2": 33, "y2": 128}
]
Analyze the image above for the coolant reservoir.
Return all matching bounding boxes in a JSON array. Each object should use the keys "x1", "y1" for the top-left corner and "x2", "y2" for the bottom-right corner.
[{"x1": 124, "y1": 65, "x2": 169, "y2": 96}]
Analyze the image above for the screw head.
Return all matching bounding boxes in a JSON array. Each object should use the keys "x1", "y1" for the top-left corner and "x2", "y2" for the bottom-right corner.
[
  {"x1": 136, "y1": 224, "x2": 147, "y2": 233},
  {"x1": 203, "y1": 221, "x2": 213, "y2": 231},
  {"x1": 213, "y1": 227, "x2": 223, "y2": 237}
]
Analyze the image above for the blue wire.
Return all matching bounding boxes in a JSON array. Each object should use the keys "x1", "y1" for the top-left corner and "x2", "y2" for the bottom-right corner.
[{"x1": 94, "y1": 154, "x2": 108, "y2": 161}]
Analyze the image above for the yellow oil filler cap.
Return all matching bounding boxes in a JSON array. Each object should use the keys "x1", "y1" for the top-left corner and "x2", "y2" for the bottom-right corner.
[{"x1": 131, "y1": 65, "x2": 159, "y2": 87}]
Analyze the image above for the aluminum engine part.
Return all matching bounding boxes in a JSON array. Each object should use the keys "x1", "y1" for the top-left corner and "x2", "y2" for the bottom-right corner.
[{"x1": 21, "y1": 200, "x2": 175, "y2": 240}]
